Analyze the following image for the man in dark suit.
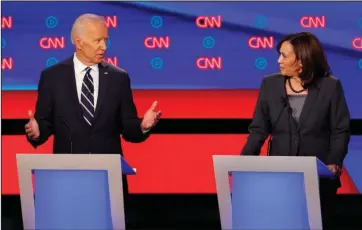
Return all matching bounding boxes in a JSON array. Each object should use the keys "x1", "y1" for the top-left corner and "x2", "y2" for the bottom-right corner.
[
  {"x1": 24, "y1": 14, "x2": 161, "y2": 226},
  {"x1": 25, "y1": 13, "x2": 161, "y2": 153}
]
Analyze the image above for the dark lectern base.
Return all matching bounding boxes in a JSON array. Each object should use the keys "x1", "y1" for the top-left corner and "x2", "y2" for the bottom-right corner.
[{"x1": 2, "y1": 194, "x2": 362, "y2": 230}]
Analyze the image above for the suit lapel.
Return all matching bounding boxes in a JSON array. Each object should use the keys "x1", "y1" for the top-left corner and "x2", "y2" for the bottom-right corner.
[
  {"x1": 93, "y1": 62, "x2": 110, "y2": 121},
  {"x1": 298, "y1": 85, "x2": 319, "y2": 129},
  {"x1": 63, "y1": 57, "x2": 84, "y2": 121},
  {"x1": 273, "y1": 76, "x2": 288, "y2": 112},
  {"x1": 277, "y1": 76, "x2": 287, "y2": 101}
]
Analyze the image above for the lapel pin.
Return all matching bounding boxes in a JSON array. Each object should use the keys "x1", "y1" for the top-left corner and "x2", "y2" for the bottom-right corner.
[{"x1": 104, "y1": 72, "x2": 108, "y2": 74}]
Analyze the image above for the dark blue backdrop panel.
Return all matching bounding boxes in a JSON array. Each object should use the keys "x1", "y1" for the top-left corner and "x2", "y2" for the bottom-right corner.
[{"x1": 1, "y1": 2, "x2": 362, "y2": 117}]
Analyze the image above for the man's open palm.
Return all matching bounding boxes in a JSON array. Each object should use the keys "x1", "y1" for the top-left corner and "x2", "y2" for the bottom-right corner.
[{"x1": 25, "y1": 110, "x2": 40, "y2": 139}]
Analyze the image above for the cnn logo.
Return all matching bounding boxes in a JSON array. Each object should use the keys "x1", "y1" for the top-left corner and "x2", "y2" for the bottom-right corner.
[
  {"x1": 39, "y1": 37, "x2": 65, "y2": 49},
  {"x1": 195, "y1": 16, "x2": 222, "y2": 28},
  {"x1": 248, "y1": 36, "x2": 274, "y2": 49},
  {"x1": 196, "y1": 57, "x2": 222, "y2": 70},
  {"x1": 300, "y1": 16, "x2": 326, "y2": 28},
  {"x1": 1, "y1": 16, "x2": 12, "y2": 29},
  {"x1": 352, "y1": 37, "x2": 362, "y2": 50},
  {"x1": 144, "y1": 36, "x2": 170, "y2": 49},
  {"x1": 2, "y1": 57, "x2": 13, "y2": 70}
]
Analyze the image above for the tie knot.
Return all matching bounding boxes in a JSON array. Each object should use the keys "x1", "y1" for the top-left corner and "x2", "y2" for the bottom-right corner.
[{"x1": 85, "y1": 67, "x2": 92, "y2": 74}]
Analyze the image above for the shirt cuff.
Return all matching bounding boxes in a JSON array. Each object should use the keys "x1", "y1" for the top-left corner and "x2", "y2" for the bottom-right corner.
[
  {"x1": 28, "y1": 136, "x2": 39, "y2": 141},
  {"x1": 141, "y1": 127, "x2": 151, "y2": 134}
]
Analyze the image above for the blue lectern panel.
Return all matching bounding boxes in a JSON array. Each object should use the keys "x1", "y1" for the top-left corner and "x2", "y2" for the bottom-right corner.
[
  {"x1": 34, "y1": 170, "x2": 113, "y2": 230},
  {"x1": 121, "y1": 158, "x2": 135, "y2": 175},
  {"x1": 317, "y1": 159, "x2": 334, "y2": 178},
  {"x1": 231, "y1": 171, "x2": 310, "y2": 230}
]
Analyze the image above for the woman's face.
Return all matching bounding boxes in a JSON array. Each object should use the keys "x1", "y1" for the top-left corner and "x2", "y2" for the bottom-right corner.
[{"x1": 278, "y1": 41, "x2": 303, "y2": 78}]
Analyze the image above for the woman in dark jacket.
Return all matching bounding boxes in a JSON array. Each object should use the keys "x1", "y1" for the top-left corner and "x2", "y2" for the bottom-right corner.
[{"x1": 241, "y1": 32, "x2": 351, "y2": 228}]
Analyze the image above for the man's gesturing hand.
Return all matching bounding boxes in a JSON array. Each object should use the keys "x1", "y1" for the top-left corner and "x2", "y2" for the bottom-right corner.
[
  {"x1": 141, "y1": 101, "x2": 161, "y2": 131},
  {"x1": 25, "y1": 110, "x2": 40, "y2": 139}
]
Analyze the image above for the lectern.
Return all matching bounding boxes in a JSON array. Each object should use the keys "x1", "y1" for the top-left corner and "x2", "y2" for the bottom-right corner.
[
  {"x1": 213, "y1": 156, "x2": 334, "y2": 230},
  {"x1": 17, "y1": 154, "x2": 136, "y2": 230}
]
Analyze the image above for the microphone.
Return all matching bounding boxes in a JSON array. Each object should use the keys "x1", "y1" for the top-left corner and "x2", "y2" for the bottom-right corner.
[
  {"x1": 56, "y1": 117, "x2": 73, "y2": 154},
  {"x1": 267, "y1": 97, "x2": 288, "y2": 156},
  {"x1": 286, "y1": 102, "x2": 293, "y2": 157}
]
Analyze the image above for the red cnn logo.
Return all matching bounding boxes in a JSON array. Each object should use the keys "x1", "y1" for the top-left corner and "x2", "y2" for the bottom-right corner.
[
  {"x1": 352, "y1": 37, "x2": 362, "y2": 50},
  {"x1": 104, "y1": 57, "x2": 118, "y2": 66},
  {"x1": 39, "y1": 37, "x2": 65, "y2": 49},
  {"x1": 1, "y1": 16, "x2": 13, "y2": 29},
  {"x1": 196, "y1": 57, "x2": 222, "y2": 70},
  {"x1": 248, "y1": 36, "x2": 274, "y2": 49},
  {"x1": 195, "y1": 16, "x2": 222, "y2": 28},
  {"x1": 300, "y1": 16, "x2": 326, "y2": 28},
  {"x1": 104, "y1": 16, "x2": 117, "y2": 28},
  {"x1": 144, "y1": 36, "x2": 170, "y2": 49},
  {"x1": 2, "y1": 57, "x2": 13, "y2": 70}
]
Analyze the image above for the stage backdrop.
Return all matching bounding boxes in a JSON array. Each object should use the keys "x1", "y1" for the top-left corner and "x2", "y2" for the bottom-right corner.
[
  {"x1": 1, "y1": 1, "x2": 362, "y2": 195},
  {"x1": 2, "y1": 1, "x2": 362, "y2": 117}
]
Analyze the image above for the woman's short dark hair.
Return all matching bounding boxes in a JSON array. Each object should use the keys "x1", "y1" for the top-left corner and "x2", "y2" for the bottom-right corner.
[{"x1": 276, "y1": 32, "x2": 331, "y2": 88}]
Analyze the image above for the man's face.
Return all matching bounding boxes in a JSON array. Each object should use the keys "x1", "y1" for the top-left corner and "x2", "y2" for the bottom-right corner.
[{"x1": 75, "y1": 22, "x2": 109, "y2": 65}]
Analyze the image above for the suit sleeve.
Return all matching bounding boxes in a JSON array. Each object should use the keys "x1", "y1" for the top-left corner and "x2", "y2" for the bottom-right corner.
[
  {"x1": 120, "y1": 73, "x2": 150, "y2": 143},
  {"x1": 326, "y1": 80, "x2": 351, "y2": 166},
  {"x1": 241, "y1": 78, "x2": 271, "y2": 155},
  {"x1": 27, "y1": 71, "x2": 54, "y2": 148}
]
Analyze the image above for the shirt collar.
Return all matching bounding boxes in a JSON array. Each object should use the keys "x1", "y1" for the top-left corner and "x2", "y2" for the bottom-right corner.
[{"x1": 73, "y1": 53, "x2": 99, "y2": 75}]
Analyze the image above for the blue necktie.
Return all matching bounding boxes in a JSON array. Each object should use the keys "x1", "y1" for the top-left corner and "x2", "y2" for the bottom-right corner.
[{"x1": 80, "y1": 67, "x2": 94, "y2": 126}]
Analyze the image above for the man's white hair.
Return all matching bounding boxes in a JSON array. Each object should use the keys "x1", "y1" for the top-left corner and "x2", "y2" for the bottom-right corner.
[{"x1": 71, "y1": 14, "x2": 106, "y2": 44}]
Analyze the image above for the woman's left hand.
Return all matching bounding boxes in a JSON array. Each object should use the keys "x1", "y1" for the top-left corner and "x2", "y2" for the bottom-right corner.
[{"x1": 327, "y1": 164, "x2": 340, "y2": 175}]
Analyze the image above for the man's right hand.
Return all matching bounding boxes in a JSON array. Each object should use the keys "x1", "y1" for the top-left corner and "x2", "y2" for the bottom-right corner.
[{"x1": 25, "y1": 110, "x2": 40, "y2": 139}]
